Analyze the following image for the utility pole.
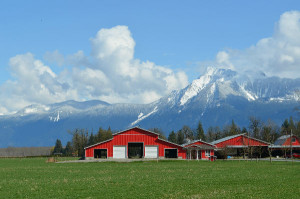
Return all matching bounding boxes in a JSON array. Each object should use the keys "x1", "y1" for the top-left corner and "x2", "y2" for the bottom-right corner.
[{"x1": 290, "y1": 129, "x2": 293, "y2": 161}]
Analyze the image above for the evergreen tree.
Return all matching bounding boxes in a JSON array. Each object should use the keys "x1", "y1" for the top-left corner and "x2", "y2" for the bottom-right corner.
[
  {"x1": 289, "y1": 116, "x2": 296, "y2": 134},
  {"x1": 168, "y1": 131, "x2": 177, "y2": 143},
  {"x1": 181, "y1": 125, "x2": 194, "y2": 140},
  {"x1": 53, "y1": 139, "x2": 63, "y2": 154},
  {"x1": 249, "y1": 117, "x2": 262, "y2": 139},
  {"x1": 88, "y1": 133, "x2": 96, "y2": 146},
  {"x1": 64, "y1": 141, "x2": 73, "y2": 156},
  {"x1": 196, "y1": 121, "x2": 206, "y2": 141},
  {"x1": 229, "y1": 120, "x2": 240, "y2": 135},
  {"x1": 177, "y1": 130, "x2": 185, "y2": 145},
  {"x1": 206, "y1": 127, "x2": 215, "y2": 142},
  {"x1": 281, "y1": 119, "x2": 289, "y2": 135},
  {"x1": 241, "y1": 127, "x2": 247, "y2": 134}
]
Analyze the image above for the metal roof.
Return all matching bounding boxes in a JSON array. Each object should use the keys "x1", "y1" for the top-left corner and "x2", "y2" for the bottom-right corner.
[
  {"x1": 157, "y1": 138, "x2": 185, "y2": 148},
  {"x1": 112, "y1": 126, "x2": 160, "y2": 136},
  {"x1": 210, "y1": 133, "x2": 246, "y2": 145},
  {"x1": 274, "y1": 135, "x2": 291, "y2": 146},
  {"x1": 184, "y1": 144, "x2": 215, "y2": 150},
  {"x1": 84, "y1": 138, "x2": 113, "y2": 149},
  {"x1": 210, "y1": 133, "x2": 270, "y2": 145},
  {"x1": 183, "y1": 139, "x2": 216, "y2": 147}
]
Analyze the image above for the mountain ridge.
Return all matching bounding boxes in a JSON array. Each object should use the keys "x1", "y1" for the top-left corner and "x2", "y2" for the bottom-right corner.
[{"x1": 0, "y1": 67, "x2": 299, "y2": 147}]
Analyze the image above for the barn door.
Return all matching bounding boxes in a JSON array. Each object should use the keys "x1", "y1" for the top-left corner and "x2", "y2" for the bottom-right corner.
[{"x1": 113, "y1": 146, "x2": 126, "y2": 159}]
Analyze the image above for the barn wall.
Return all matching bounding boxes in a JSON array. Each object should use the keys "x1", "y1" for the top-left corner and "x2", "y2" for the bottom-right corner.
[
  {"x1": 215, "y1": 136, "x2": 268, "y2": 148},
  {"x1": 85, "y1": 128, "x2": 186, "y2": 159},
  {"x1": 283, "y1": 136, "x2": 300, "y2": 146},
  {"x1": 156, "y1": 139, "x2": 186, "y2": 159}
]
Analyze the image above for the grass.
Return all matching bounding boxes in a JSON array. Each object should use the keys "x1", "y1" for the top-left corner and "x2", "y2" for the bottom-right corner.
[{"x1": 0, "y1": 158, "x2": 299, "y2": 199}]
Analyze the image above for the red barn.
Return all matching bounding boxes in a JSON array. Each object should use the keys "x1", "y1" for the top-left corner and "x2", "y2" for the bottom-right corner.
[
  {"x1": 211, "y1": 133, "x2": 270, "y2": 148},
  {"x1": 183, "y1": 140, "x2": 216, "y2": 160},
  {"x1": 270, "y1": 135, "x2": 300, "y2": 157},
  {"x1": 85, "y1": 127, "x2": 186, "y2": 159},
  {"x1": 271, "y1": 135, "x2": 300, "y2": 148},
  {"x1": 211, "y1": 133, "x2": 270, "y2": 157}
]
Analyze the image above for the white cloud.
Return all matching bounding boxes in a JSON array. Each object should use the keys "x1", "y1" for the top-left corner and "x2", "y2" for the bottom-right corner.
[
  {"x1": 0, "y1": 26, "x2": 188, "y2": 114},
  {"x1": 201, "y1": 11, "x2": 300, "y2": 79}
]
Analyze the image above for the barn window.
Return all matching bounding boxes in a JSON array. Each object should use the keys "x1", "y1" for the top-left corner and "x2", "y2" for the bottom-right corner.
[
  {"x1": 205, "y1": 150, "x2": 210, "y2": 157},
  {"x1": 165, "y1": 149, "x2": 178, "y2": 158},
  {"x1": 292, "y1": 137, "x2": 296, "y2": 143},
  {"x1": 94, "y1": 149, "x2": 107, "y2": 159}
]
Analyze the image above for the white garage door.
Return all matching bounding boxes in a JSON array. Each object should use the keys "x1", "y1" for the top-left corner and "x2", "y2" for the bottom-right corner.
[
  {"x1": 113, "y1": 146, "x2": 126, "y2": 159},
  {"x1": 145, "y1": 146, "x2": 158, "y2": 158}
]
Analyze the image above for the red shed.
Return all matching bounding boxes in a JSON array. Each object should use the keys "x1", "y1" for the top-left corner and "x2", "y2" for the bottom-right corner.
[
  {"x1": 183, "y1": 140, "x2": 216, "y2": 160},
  {"x1": 85, "y1": 127, "x2": 186, "y2": 159}
]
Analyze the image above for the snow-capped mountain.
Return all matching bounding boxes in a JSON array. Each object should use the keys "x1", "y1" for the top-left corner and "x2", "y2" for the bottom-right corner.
[{"x1": 0, "y1": 67, "x2": 299, "y2": 147}]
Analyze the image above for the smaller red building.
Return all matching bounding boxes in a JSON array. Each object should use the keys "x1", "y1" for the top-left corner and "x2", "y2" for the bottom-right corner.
[
  {"x1": 211, "y1": 133, "x2": 270, "y2": 148},
  {"x1": 85, "y1": 127, "x2": 186, "y2": 159},
  {"x1": 270, "y1": 135, "x2": 300, "y2": 158},
  {"x1": 183, "y1": 140, "x2": 216, "y2": 160},
  {"x1": 211, "y1": 133, "x2": 270, "y2": 158}
]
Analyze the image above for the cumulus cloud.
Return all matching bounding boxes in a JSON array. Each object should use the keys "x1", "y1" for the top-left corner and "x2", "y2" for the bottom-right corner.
[
  {"x1": 0, "y1": 26, "x2": 188, "y2": 114},
  {"x1": 203, "y1": 11, "x2": 300, "y2": 79}
]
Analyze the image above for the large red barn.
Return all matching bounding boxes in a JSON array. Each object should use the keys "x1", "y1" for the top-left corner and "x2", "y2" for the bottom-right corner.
[{"x1": 85, "y1": 127, "x2": 186, "y2": 159}]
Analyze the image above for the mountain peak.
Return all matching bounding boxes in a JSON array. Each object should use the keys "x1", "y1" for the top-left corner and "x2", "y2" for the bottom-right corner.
[{"x1": 179, "y1": 67, "x2": 237, "y2": 106}]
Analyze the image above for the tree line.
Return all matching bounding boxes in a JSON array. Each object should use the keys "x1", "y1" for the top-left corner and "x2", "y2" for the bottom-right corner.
[
  {"x1": 53, "y1": 127, "x2": 113, "y2": 157},
  {"x1": 53, "y1": 116, "x2": 300, "y2": 157},
  {"x1": 167, "y1": 117, "x2": 300, "y2": 145}
]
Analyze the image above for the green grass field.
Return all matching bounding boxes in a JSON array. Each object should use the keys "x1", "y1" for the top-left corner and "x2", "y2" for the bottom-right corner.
[{"x1": 0, "y1": 158, "x2": 299, "y2": 199}]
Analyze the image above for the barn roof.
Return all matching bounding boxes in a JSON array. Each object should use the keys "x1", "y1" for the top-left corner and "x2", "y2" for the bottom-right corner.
[
  {"x1": 112, "y1": 126, "x2": 160, "y2": 136},
  {"x1": 157, "y1": 138, "x2": 185, "y2": 148},
  {"x1": 274, "y1": 135, "x2": 291, "y2": 146},
  {"x1": 84, "y1": 138, "x2": 113, "y2": 149},
  {"x1": 211, "y1": 133, "x2": 270, "y2": 145},
  {"x1": 183, "y1": 139, "x2": 216, "y2": 147},
  {"x1": 211, "y1": 134, "x2": 245, "y2": 145}
]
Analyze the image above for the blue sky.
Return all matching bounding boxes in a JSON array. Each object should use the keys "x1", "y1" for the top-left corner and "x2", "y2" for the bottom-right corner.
[{"x1": 0, "y1": 0, "x2": 300, "y2": 114}]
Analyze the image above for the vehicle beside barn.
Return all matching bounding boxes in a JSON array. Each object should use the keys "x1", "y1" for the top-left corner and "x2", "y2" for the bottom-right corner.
[{"x1": 85, "y1": 127, "x2": 186, "y2": 160}]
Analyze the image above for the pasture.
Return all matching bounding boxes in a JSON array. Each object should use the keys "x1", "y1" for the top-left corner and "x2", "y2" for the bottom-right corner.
[{"x1": 0, "y1": 158, "x2": 299, "y2": 198}]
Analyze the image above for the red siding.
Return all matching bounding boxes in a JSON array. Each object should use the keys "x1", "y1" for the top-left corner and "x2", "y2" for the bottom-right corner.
[
  {"x1": 156, "y1": 139, "x2": 186, "y2": 159},
  {"x1": 85, "y1": 127, "x2": 186, "y2": 159},
  {"x1": 215, "y1": 135, "x2": 268, "y2": 148},
  {"x1": 283, "y1": 136, "x2": 300, "y2": 146}
]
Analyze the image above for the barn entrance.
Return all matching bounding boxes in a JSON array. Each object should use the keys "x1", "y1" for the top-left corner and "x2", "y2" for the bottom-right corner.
[
  {"x1": 165, "y1": 149, "x2": 178, "y2": 158},
  {"x1": 128, "y1": 143, "x2": 143, "y2": 158},
  {"x1": 94, "y1": 149, "x2": 107, "y2": 159}
]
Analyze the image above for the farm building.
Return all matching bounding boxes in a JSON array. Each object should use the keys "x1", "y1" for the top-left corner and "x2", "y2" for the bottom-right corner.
[
  {"x1": 85, "y1": 127, "x2": 216, "y2": 160},
  {"x1": 183, "y1": 140, "x2": 216, "y2": 160},
  {"x1": 270, "y1": 135, "x2": 300, "y2": 157},
  {"x1": 85, "y1": 127, "x2": 186, "y2": 159},
  {"x1": 211, "y1": 133, "x2": 270, "y2": 158}
]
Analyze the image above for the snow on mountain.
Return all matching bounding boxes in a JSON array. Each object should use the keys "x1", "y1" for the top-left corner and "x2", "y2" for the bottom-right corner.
[
  {"x1": 130, "y1": 106, "x2": 158, "y2": 126},
  {"x1": 0, "y1": 67, "x2": 299, "y2": 147},
  {"x1": 179, "y1": 67, "x2": 299, "y2": 106}
]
